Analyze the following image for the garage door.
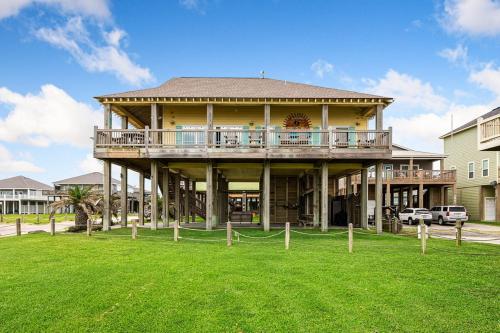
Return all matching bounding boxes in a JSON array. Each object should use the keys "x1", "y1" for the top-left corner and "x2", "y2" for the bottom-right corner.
[{"x1": 484, "y1": 197, "x2": 495, "y2": 221}]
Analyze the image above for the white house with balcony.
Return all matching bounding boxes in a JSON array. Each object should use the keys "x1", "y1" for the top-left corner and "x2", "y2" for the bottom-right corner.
[{"x1": 0, "y1": 176, "x2": 53, "y2": 214}]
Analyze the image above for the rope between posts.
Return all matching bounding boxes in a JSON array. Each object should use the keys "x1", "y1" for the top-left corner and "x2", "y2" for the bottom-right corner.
[
  {"x1": 178, "y1": 226, "x2": 226, "y2": 232},
  {"x1": 178, "y1": 236, "x2": 226, "y2": 242},
  {"x1": 234, "y1": 230, "x2": 285, "y2": 239},
  {"x1": 290, "y1": 229, "x2": 349, "y2": 236}
]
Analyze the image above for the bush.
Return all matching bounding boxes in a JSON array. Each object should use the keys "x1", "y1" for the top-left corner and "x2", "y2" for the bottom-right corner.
[{"x1": 66, "y1": 224, "x2": 103, "y2": 233}]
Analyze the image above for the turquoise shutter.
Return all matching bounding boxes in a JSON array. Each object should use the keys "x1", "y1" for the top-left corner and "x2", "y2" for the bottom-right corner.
[
  {"x1": 273, "y1": 126, "x2": 280, "y2": 146},
  {"x1": 348, "y1": 126, "x2": 356, "y2": 147},
  {"x1": 242, "y1": 125, "x2": 249, "y2": 146},
  {"x1": 255, "y1": 125, "x2": 261, "y2": 146},
  {"x1": 175, "y1": 125, "x2": 182, "y2": 146},
  {"x1": 312, "y1": 126, "x2": 320, "y2": 146}
]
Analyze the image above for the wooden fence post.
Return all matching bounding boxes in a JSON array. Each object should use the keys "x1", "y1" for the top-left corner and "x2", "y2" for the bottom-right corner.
[
  {"x1": 16, "y1": 218, "x2": 21, "y2": 236},
  {"x1": 87, "y1": 219, "x2": 91, "y2": 237},
  {"x1": 419, "y1": 218, "x2": 426, "y2": 254},
  {"x1": 37, "y1": 214, "x2": 40, "y2": 223},
  {"x1": 456, "y1": 220, "x2": 462, "y2": 246},
  {"x1": 348, "y1": 223, "x2": 353, "y2": 253},
  {"x1": 285, "y1": 222, "x2": 290, "y2": 250},
  {"x1": 132, "y1": 219, "x2": 137, "y2": 240},
  {"x1": 50, "y1": 218, "x2": 55, "y2": 236},
  {"x1": 174, "y1": 220, "x2": 179, "y2": 242},
  {"x1": 227, "y1": 222, "x2": 232, "y2": 247}
]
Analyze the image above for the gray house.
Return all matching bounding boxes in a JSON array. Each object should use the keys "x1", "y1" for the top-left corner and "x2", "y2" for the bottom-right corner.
[
  {"x1": 0, "y1": 176, "x2": 53, "y2": 214},
  {"x1": 53, "y1": 172, "x2": 119, "y2": 194}
]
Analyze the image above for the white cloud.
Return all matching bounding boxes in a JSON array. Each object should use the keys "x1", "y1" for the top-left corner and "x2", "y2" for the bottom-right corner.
[
  {"x1": 364, "y1": 69, "x2": 449, "y2": 112},
  {"x1": 35, "y1": 17, "x2": 154, "y2": 86},
  {"x1": 179, "y1": 0, "x2": 206, "y2": 13},
  {"x1": 0, "y1": 84, "x2": 102, "y2": 148},
  {"x1": 438, "y1": 44, "x2": 468, "y2": 66},
  {"x1": 311, "y1": 59, "x2": 334, "y2": 78},
  {"x1": 79, "y1": 153, "x2": 102, "y2": 173},
  {"x1": 469, "y1": 63, "x2": 500, "y2": 97},
  {"x1": 442, "y1": 0, "x2": 500, "y2": 36},
  {"x1": 0, "y1": 0, "x2": 110, "y2": 20},
  {"x1": 386, "y1": 103, "x2": 493, "y2": 152},
  {"x1": 0, "y1": 144, "x2": 44, "y2": 173}
]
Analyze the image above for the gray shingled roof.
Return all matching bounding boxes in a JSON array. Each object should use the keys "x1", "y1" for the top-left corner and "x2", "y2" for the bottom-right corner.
[
  {"x1": 97, "y1": 77, "x2": 390, "y2": 100},
  {"x1": 0, "y1": 176, "x2": 53, "y2": 190},
  {"x1": 440, "y1": 106, "x2": 500, "y2": 139},
  {"x1": 53, "y1": 172, "x2": 119, "y2": 186},
  {"x1": 391, "y1": 144, "x2": 446, "y2": 159}
]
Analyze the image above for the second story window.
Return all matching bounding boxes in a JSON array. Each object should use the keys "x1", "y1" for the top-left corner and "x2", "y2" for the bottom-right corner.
[
  {"x1": 468, "y1": 162, "x2": 475, "y2": 179},
  {"x1": 482, "y1": 159, "x2": 489, "y2": 177}
]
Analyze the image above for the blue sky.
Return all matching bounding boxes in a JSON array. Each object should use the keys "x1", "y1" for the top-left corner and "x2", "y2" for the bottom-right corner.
[{"x1": 0, "y1": 0, "x2": 499, "y2": 186}]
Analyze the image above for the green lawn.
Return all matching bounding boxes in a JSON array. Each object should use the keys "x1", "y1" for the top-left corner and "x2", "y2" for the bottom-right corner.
[
  {"x1": 0, "y1": 228, "x2": 498, "y2": 332},
  {"x1": 0, "y1": 213, "x2": 75, "y2": 224},
  {"x1": 468, "y1": 220, "x2": 500, "y2": 227}
]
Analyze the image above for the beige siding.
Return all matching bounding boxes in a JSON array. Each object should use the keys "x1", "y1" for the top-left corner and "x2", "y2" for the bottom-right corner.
[{"x1": 162, "y1": 104, "x2": 368, "y2": 130}]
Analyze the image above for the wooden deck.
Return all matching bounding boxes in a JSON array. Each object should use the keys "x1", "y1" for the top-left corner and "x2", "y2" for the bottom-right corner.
[{"x1": 94, "y1": 127, "x2": 392, "y2": 160}]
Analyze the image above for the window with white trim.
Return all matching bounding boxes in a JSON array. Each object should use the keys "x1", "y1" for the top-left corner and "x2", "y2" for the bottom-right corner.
[
  {"x1": 468, "y1": 162, "x2": 475, "y2": 179},
  {"x1": 482, "y1": 159, "x2": 489, "y2": 177}
]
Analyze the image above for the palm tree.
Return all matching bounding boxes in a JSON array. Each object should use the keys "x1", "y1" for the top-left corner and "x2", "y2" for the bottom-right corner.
[{"x1": 49, "y1": 186, "x2": 119, "y2": 231}]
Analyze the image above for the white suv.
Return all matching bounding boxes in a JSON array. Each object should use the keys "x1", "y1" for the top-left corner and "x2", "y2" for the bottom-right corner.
[
  {"x1": 398, "y1": 208, "x2": 432, "y2": 226},
  {"x1": 430, "y1": 206, "x2": 468, "y2": 225}
]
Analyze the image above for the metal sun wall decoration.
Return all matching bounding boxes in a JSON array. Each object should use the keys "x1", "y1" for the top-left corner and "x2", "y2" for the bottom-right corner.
[{"x1": 283, "y1": 113, "x2": 312, "y2": 129}]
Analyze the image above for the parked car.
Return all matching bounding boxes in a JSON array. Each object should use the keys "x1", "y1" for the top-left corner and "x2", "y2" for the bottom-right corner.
[
  {"x1": 398, "y1": 208, "x2": 432, "y2": 226},
  {"x1": 430, "y1": 206, "x2": 468, "y2": 225}
]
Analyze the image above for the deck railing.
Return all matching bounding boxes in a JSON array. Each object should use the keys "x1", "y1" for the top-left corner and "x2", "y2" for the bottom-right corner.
[
  {"x1": 94, "y1": 127, "x2": 392, "y2": 150},
  {"x1": 365, "y1": 169, "x2": 456, "y2": 182},
  {"x1": 479, "y1": 115, "x2": 500, "y2": 143}
]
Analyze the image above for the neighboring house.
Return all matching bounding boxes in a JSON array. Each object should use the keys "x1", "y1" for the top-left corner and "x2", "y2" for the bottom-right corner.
[
  {"x1": 0, "y1": 176, "x2": 53, "y2": 214},
  {"x1": 440, "y1": 107, "x2": 500, "y2": 221},
  {"x1": 51, "y1": 172, "x2": 121, "y2": 214},
  {"x1": 348, "y1": 144, "x2": 455, "y2": 212},
  {"x1": 53, "y1": 172, "x2": 119, "y2": 193},
  {"x1": 94, "y1": 77, "x2": 393, "y2": 231}
]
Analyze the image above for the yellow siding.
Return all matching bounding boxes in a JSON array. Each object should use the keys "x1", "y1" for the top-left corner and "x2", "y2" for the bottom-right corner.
[{"x1": 162, "y1": 104, "x2": 368, "y2": 130}]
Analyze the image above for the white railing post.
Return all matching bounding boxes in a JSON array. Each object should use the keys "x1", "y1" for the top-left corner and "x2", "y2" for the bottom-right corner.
[{"x1": 144, "y1": 126, "x2": 149, "y2": 151}]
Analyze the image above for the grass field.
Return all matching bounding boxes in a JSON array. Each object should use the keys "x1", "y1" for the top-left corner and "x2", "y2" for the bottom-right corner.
[
  {"x1": 0, "y1": 228, "x2": 498, "y2": 332},
  {"x1": 0, "y1": 213, "x2": 76, "y2": 224},
  {"x1": 468, "y1": 220, "x2": 500, "y2": 227}
]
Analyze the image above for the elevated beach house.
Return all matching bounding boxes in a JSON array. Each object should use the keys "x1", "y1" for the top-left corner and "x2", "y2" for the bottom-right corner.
[
  {"x1": 94, "y1": 77, "x2": 393, "y2": 232},
  {"x1": 0, "y1": 176, "x2": 53, "y2": 214}
]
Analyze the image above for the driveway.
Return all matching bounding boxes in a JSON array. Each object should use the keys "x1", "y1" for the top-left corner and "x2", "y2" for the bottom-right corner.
[
  {"x1": 0, "y1": 221, "x2": 74, "y2": 237},
  {"x1": 426, "y1": 222, "x2": 500, "y2": 245}
]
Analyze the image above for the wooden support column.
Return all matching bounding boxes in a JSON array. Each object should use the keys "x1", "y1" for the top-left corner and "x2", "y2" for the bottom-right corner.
[
  {"x1": 191, "y1": 181, "x2": 196, "y2": 222},
  {"x1": 399, "y1": 188, "x2": 404, "y2": 211},
  {"x1": 162, "y1": 168, "x2": 169, "y2": 227},
  {"x1": 102, "y1": 103, "x2": 112, "y2": 231},
  {"x1": 103, "y1": 160, "x2": 112, "y2": 231},
  {"x1": 263, "y1": 161, "x2": 271, "y2": 231},
  {"x1": 138, "y1": 171, "x2": 145, "y2": 225},
  {"x1": 375, "y1": 162, "x2": 383, "y2": 234},
  {"x1": 418, "y1": 175, "x2": 424, "y2": 208},
  {"x1": 206, "y1": 162, "x2": 213, "y2": 230},
  {"x1": 174, "y1": 173, "x2": 181, "y2": 224},
  {"x1": 207, "y1": 104, "x2": 213, "y2": 146},
  {"x1": 184, "y1": 178, "x2": 190, "y2": 223},
  {"x1": 120, "y1": 116, "x2": 128, "y2": 227},
  {"x1": 360, "y1": 168, "x2": 368, "y2": 229},
  {"x1": 346, "y1": 174, "x2": 352, "y2": 224},
  {"x1": 408, "y1": 186, "x2": 414, "y2": 208},
  {"x1": 322, "y1": 104, "x2": 328, "y2": 145},
  {"x1": 385, "y1": 182, "x2": 391, "y2": 206},
  {"x1": 452, "y1": 183, "x2": 457, "y2": 205},
  {"x1": 313, "y1": 169, "x2": 320, "y2": 227},
  {"x1": 440, "y1": 186, "x2": 445, "y2": 205},
  {"x1": 150, "y1": 160, "x2": 158, "y2": 230},
  {"x1": 212, "y1": 169, "x2": 219, "y2": 226},
  {"x1": 321, "y1": 161, "x2": 329, "y2": 232},
  {"x1": 151, "y1": 103, "x2": 158, "y2": 144}
]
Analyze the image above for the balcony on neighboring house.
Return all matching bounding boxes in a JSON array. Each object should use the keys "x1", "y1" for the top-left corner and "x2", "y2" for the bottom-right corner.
[
  {"x1": 478, "y1": 114, "x2": 500, "y2": 151},
  {"x1": 94, "y1": 127, "x2": 392, "y2": 160}
]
